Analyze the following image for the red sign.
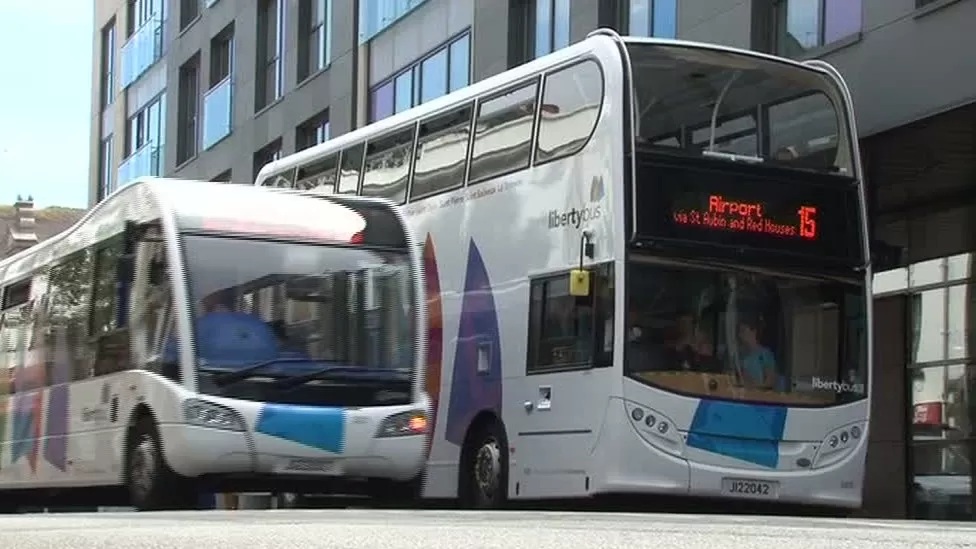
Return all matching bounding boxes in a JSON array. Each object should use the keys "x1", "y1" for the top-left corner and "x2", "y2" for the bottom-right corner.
[
  {"x1": 672, "y1": 194, "x2": 819, "y2": 241},
  {"x1": 913, "y1": 402, "x2": 943, "y2": 425}
]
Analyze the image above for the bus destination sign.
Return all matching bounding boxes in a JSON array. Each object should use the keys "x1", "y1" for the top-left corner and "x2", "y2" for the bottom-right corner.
[
  {"x1": 671, "y1": 194, "x2": 819, "y2": 241},
  {"x1": 634, "y1": 161, "x2": 863, "y2": 264}
]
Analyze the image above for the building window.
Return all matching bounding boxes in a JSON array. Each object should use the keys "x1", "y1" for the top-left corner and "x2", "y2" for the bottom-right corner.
[
  {"x1": 127, "y1": 0, "x2": 162, "y2": 36},
  {"x1": 180, "y1": 0, "x2": 200, "y2": 30},
  {"x1": 774, "y1": 0, "x2": 862, "y2": 57},
  {"x1": 98, "y1": 137, "x2": 114, "y2": 202},
  {"x1": 368, "y1": 32, "x2": 470, "y2": 123},
  {"x1": 119, "y1": 94, "x2": 165, "y2": 186},
  {"x1": 209, "y1": 25, "x2": 233, "y2": 88},
  {"x1": 296, "y1": 111, "x2": 330, "y2": 151},
  {"x1": 177, "y1": 53, "x2": 201, "y2": 165},
  {"x1": 211, "y1": 169, "x2": 232, "y2": 183},
  {"x1": 253, "y1": 138, "x2": 283, "y2": 181},
  {"x1": 203, "y1": 24, "x2": 235, "y2": 149},
  {"x1": 298, "y1": 0, "x2": 332, "y2": 82},
  {"x1": 256, "y1": 0, "x2": 285, "y2": 111},
  {"x1": 126, "y1": 95, "x2": 165, "y2": 157},
  {"x1": 533, "y1": 0, "x2": 570, "y2": 58},
  {"x1": 358, "y1": 0, "x2": 427, "y2": 44},
  {"x1": 625, "y1": 0, "x2": 676, "y2": 38},
  {"x1": 100, "y1": 21, "x2": 116, "y2": 109},
  {"x1": 874, "y1": 254, "x2": 975, "y2": 521}
]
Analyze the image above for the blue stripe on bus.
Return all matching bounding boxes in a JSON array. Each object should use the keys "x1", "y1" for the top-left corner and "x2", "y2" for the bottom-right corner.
[
  {"x1": 686, "y1": 400, "x2": 787, "y2": 469},
  {"x1": 254, "y1": 404, "x2": 346, "y2": 454}
]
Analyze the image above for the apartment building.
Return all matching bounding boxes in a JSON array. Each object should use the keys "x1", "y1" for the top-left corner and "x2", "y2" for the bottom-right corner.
[{"x1": 88, "y1": 0, "x2": 975, "y2": 520}]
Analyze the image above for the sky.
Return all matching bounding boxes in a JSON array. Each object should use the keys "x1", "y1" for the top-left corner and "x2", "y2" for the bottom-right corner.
[{"x1": 0, "y1": 1, "x2": 94, "y2": 209}]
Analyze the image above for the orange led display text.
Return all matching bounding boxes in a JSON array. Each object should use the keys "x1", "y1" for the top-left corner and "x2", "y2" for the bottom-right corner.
[{"x1": 672, "y1": 194, "x2": 819, "y2": 240}]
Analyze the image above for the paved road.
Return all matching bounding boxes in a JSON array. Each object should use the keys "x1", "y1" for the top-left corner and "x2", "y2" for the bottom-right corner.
[{"x1": 2, "y1": 509, "x2": 975, "y2": 549}]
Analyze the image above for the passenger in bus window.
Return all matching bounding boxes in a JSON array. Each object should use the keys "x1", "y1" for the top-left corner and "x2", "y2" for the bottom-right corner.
[
  {"x1": 665, "y1": 311, "x2": 718, "y2": 373},
  {"x1": 736, "y1": 315, "x2": 777, "y2": 390}
]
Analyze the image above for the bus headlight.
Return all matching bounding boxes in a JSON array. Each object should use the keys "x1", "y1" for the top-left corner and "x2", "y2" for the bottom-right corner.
[
  {"x1": 376, "y1": 410, "x2": 428, "y2": 438},
  {"x1": 624, "y1": 401, "x2": 685, "y2": 458},
  {"x1": 813, "y1": 422, "x2": 866, "y2": 469},
  {"x1": 182, "y1": 399, "x2": 246, "y2": 432}
]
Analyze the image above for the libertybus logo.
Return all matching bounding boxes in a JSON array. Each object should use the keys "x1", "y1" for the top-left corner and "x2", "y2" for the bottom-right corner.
[
  {"x1": 547, "y1": 206, "x2": 602, "y2": 229},
  {"x1": 547, "y1": 175, "x2": 605, "y2": 230},
  {"x1": 811, "y1": 377, "x2": 866, "y2": 394}
]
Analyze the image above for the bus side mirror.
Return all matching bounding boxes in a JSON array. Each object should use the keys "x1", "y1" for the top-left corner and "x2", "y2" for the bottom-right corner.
[
  {"x1": 117, "y1": 254, "x2": 136, "y2": 283},
  {"x1": 569, "y1": 269, "x2": 591, "y2": 297}
]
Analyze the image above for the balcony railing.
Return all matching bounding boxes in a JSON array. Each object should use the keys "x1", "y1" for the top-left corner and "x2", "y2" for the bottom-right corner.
[
  {"x1": 202, "y1": 76, "x2": 233, "y2": 150},
  {"x1": 117, "y1": 142, "x2": 161, "y2": 188},
  {"x1": 120, "y1": 13, "x2": 164, "y2": 88},
  {"x1": 359, "y1": 0, "x2": 428, "y2": 44}
]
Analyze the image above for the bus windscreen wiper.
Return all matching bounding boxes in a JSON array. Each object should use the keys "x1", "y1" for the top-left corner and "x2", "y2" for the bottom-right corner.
[
  {"x1": 210, "y1": 358, "x2": 310, "y2": 387},
  {"x1": 273, "y1": 365, "x2": 409, "y2": 391}
]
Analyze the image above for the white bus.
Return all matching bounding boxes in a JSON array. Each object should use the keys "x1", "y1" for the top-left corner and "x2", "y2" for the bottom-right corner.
[
  {"x1": 0, "y1": 178, "x2": 429, "y2": 511},
  {"x1": 256, "y1": 29, "x2": 871, "y2": 511}
]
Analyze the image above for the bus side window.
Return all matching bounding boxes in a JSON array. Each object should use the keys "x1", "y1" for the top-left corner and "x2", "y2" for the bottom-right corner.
[
  {"x1": 132, "y1": 240, "x2": 175, "y2": 381},
  {"x1": 468, "y1": 79, "x2": 539, "y2": 185},
  {"x1": 361, "y1": 125, "x2": 414, "y2": 205},
  {"x1": 47, "y1": 250, "x2": 95, "y2": 383},
  {"x1": 410, "y1": 104, "x2": 472, "y2": 201},
  {"x1": 526, "y1": 266, "x2": 608, "y2": 375},
  {"x1": 337, "y1": 143, "x2": 365, "y2": 194},
  {"x1": 535, "y1": 59, "x2": 604, "y2": 165},
  {"x1": 89, "y1": 236, "x2": 131, "y2": 377}
]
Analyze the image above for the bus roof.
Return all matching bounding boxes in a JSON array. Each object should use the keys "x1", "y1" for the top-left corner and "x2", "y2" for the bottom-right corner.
[
  {"x1": 255, "y1": 29, "x2": 841, "y2": 186},
  {"x1": 0, "y1": 177, "x2": 403, "y2": 283}
]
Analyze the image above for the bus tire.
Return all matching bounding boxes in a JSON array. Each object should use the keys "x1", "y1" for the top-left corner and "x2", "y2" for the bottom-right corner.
[
  {"x1": 459, "y1": 419, "x2": 508, "y2": 509},
  {"x1": 126, "y1": 416, "x2": 195, "y2": 511}
]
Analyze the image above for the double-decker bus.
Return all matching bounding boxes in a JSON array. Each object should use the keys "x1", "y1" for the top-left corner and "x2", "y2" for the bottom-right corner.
[
  {"x1": 256, "y1": 29, "x2": 871, "y2": 511},
  {"x1": 0, "y1": 178, "x2": 428, "y2": 511}
]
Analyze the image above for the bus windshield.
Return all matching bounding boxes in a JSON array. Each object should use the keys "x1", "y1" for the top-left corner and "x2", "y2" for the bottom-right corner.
[
  {"x1": 181, "y1": 234, "x2": 416, "y2": 401},
  {"x1": 625, "y1": 257, "x2": 867, "y2": 407},
  {"x1": 626, "y1": 41, "x2": 854, "y2": 176}
]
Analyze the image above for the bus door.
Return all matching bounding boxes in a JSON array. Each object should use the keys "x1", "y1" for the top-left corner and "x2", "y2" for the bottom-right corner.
[{"x1": 514, "y1": 263, "x2": 615, "y2": 499}]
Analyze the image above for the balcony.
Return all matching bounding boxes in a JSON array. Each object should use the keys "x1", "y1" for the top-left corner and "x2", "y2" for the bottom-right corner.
[
  {"x1": 117, "y1": 142, "x2": 161, "y2": 188},
  {"x1": 120, "y1": 13, "x2": 163, "y2": 88},
  {"x1": 359, "y1": 0, "x2": 428, "y2": 43},
  {"x1": 202, "y1": 76, "x2": 233, "y2": 150}
]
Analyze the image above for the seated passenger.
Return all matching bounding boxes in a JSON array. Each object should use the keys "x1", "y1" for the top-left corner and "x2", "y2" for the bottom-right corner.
[
  {"x1": 663, "y1": 312, "x2": 720, "y2": 373},
  {"x1": 736, "y1": 316, "x2": 778, "y2": 390}
]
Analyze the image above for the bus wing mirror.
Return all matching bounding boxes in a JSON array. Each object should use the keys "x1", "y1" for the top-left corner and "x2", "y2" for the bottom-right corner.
[{"x1": 569, "y1": 269, "x2": 591, "y2": 297}]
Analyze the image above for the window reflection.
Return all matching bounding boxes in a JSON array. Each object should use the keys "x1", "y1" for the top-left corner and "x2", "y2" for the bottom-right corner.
[
  {"x1": 394, "y1": 70, "x2": 414, "y2": 114},
  {"x1": 421, "y1": 49, "x2": 448, "y2": 103},
  {"x1": 626, "y1": 259, "x2": 868, "y2": 406},
  {"x1": 628, "y1": 0, "x2": 676, "y2": 39},
  {"x1": 448, "y1": 35, "x2": 469, "y2": 92},
  {"x1": 371, "y1": 81, "x2": 394, "y2": 123},
  {"x1": 911, "y1": 289, "x2": 946, "y2": 363},
  {"x1": 912, "y1": 441, "x2": 973, "y2": 521}
]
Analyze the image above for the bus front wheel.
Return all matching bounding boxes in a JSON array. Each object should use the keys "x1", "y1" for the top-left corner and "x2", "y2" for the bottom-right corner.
[
  {"x1": 126, "y1": 417, "x2": 196, "y2": 511},
  {"x1": 460, "y1": 420, "x2": 508, "y2": 509}
]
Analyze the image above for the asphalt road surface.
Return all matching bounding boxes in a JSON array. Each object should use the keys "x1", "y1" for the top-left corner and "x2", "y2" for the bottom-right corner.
[{"x1": 2, "y1": 509, "x2": 975, "y2": 549}]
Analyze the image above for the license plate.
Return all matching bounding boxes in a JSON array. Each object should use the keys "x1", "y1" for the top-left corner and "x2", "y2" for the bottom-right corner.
[
  {"x1": 281, "y1": 458, "x2": 340, "y2": 475},
  {"x1": 721, "y1": 478, "x2": 779, "y2": 499}
]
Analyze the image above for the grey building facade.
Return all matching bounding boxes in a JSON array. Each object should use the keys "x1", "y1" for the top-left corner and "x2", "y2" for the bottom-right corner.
[{"x1": 89, "y1": 0, "x2": 975, "y2": 520}]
